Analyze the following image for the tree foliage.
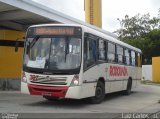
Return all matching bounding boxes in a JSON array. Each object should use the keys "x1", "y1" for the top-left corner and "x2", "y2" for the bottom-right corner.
[
  {"x1": 116, "y1": 13, "x2": 160, "y2": 64},
  {"x1": 117, "y1": 13, "x2": 160, "y2": 39}
]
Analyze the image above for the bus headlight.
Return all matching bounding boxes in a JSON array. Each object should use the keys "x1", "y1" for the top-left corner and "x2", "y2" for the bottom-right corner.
[
  {"x1": 22, "y1": 72, "x2": 27, "y2": 83},
  {"x1": 70, "y1": 75, "x2": 79, "y2": 86}
]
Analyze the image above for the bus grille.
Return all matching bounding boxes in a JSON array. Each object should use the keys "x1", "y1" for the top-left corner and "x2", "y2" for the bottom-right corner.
[{"x1": 30, "y1": 76, "x2": 67, "y2": 85}]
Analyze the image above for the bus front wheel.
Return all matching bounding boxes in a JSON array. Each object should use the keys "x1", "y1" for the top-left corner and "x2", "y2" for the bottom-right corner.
[{"x1": 89, "y1": 81, "x2": 105, "y2": 104}]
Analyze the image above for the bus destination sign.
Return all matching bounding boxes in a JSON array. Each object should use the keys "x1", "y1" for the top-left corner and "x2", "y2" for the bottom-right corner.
[
  {"x1": 27, "y1": 26, "x2": 82, "y2": 36},
  {"x1": 35, "y1": 27, "x2": 74, "y2": 35}
]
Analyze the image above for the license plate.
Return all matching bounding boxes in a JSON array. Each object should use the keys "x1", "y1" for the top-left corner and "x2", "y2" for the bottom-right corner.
[{"x1": 42, "y1": 92, "x2": 52, "y2": 96}]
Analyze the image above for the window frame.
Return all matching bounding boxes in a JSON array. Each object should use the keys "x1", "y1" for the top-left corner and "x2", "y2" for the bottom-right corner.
[
  {"x1": 107, "y1": 42, "x2": 116, "y2": 63},
  {"x1": 116, "y1": 45, "x2": 124, "y2": 64},
  {"x1": 98, "y1": 38, "x2": 107, "y2": 61},
  {"x1": 83, "y1": 33, "x2": 98, "y2": 70},
  {"x1": 83, "y1": 32, "x2": 142, "y2": 69}
]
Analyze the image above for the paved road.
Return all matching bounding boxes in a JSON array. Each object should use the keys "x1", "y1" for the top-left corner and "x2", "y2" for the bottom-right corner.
[{"x1": 0, "y1": 84, "x2": 160, "y2": 118}]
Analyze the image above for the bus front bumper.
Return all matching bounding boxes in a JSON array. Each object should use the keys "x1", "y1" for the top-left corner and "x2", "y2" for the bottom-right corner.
[{"x1": 28, "y1": 84, "x2": 69, "y2": 98}]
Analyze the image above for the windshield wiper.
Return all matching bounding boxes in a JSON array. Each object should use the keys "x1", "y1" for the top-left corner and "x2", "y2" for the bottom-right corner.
[
  {"x1": 30, "y1": 36, "x2": 40, "y2": 48},
  {"x1": 26, "y1": 36, "x2": 39, "y2": 54}
]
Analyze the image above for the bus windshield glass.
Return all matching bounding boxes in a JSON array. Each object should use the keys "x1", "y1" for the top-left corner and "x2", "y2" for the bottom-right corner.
[{"x1": 23, "y1": 36, "x2": 81, "y2": 71}]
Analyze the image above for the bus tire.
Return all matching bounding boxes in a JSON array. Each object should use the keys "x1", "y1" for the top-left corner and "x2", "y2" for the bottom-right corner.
[
  {"x1": 124, "y1": 78, "x2": 132, "y2": 95},
  {"x1": 90, "y1": 81, "x2": 105, "y2": 104},
  {"x1": 43, "y1": 96, "x2": 59, "y2": 101}
]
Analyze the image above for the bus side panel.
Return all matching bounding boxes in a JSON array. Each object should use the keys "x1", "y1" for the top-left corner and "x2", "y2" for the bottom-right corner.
[
  {"x1": 82, "y1": 63, "x2": 107, "y2": 97},
  {"x1": 129, "y1": 66, "x2": 142, "y2": 89},
  {"x1": 80, "y1": 63, "x2": 111, "y2": 98},
  {"x1": 107, "y1": 64, "x2": 128, "y2": 93},
  {"x1": 82, "y1": 65, "x2": 100, "y2": 98},
  {"x1": 135, "y1": 67, "x2": 142, "y2": 87},
  {"x1": 123, "y1": 80, "x2": 128, "y2": 90},
  {"x1": 122, "y1": 66, "x2": 142, "y2": 90},
  {"x1": 109, "y1": 81, "x2": 123, "y2": 93},
  {"x1": 121, "y1": 66, "x2": 136, "y2": 89},
  {"x1": 65, "y1": 86, "x2": 82, "y2": 99},
  {"x1": 129, "y1": 66, "x2": 137, "y2": 89},
  {"x1": 81, "y1": 83, "x2": 96, "y2": 98},
  {"x1": 98, "y1": 63, "x2": 110, "y2": 94},
  {"x1": 65, "y1": 83, "x2": 97, "y2": 99}
]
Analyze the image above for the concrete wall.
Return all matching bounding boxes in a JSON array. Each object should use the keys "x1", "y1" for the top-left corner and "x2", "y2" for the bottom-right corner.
[
  {"x1": 0, "y1": 78, "x2": 20, "y2": 90},
  {"x1": 0, "y1": 30, "x2": 24, "y2": 90},
  {"x1": 0, "y1": 30, "x2": 24, "y2": 78},
  {"x1": 142, "y1": 65, "x2": 152, "y2": 80}
]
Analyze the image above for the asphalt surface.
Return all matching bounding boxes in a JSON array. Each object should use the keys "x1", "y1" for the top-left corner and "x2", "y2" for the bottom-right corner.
[{"x1": 0, "y1": 84, "x2": 160, "y2": 118}]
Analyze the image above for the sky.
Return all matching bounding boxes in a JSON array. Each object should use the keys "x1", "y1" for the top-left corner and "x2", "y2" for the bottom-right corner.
[{"x1": 33, "y1": 0, "x2": 159, "y2": 32}]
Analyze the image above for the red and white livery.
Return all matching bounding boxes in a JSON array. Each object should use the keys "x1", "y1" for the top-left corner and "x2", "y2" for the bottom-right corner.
[{"x1": 21, "y1": 24, "x2": 142, "y2": 103}]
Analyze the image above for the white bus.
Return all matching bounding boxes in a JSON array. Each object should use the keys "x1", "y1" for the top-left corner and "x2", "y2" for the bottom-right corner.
[{"x1": 21, "y1": 24, "x2": 142, "y2": 104}]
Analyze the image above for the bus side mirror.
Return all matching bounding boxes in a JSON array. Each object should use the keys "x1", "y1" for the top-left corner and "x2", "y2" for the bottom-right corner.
[{"x1": 15, "y1": 39, "x2": 19, "y2": 52}]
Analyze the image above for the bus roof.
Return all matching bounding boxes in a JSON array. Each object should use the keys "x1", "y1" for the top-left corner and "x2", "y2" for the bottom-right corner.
[{"x1": 29, "y1": 24, "x2": 142, "y2": 53}]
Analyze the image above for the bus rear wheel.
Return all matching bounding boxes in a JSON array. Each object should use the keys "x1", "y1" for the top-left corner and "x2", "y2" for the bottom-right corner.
[
  {"x1": 124, "y1": 78, "x2": 132, "y2": 95},
  {"x1": 90, "y1": 81, "x2": 105, "y2": 104}
]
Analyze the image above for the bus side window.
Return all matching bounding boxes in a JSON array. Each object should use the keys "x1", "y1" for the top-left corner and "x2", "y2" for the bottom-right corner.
[
  {"x1": 116, "y1": 45, "x2": 123, "y2": 64},
  {"x1": 129, "y1": 50, "x2": 132, "y2": 65},
  {"x1": 108, "y1": 42, "x2": 115, "y2": 62},
  {"x1": 98, "y1": 39, "x2": 106, "y2": 61},
  {"x1": 131, "y1": 51, "x2": 135, "y2": 66},
  {"x1": 84, "y1": 37, "x2": 97, "y2": 69},
  {"x1": 124, "y1": 49, "x2": 130, "y2": 65}
]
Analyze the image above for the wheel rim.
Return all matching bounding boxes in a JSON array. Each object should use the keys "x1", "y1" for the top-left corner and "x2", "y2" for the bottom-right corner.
[{"x1": 95, "y1": 87, "x2": 103, "y2": 98}]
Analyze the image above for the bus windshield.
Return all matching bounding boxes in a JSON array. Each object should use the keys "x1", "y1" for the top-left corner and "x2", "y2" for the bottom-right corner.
[{"x1": 23, "y1": 36, "x2": 81, "y2": 71}]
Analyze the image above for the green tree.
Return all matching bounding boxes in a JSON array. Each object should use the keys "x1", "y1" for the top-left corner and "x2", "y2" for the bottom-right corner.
[
  {"x1": 147, "y1": 29, "x2": 160, "y2": 58},
  {"x1": 116, "y1": 13, "x2": 160, "y2": 64},
  {"x1": 116, "y1": 13, "x2": 159, "y2": 39}
]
